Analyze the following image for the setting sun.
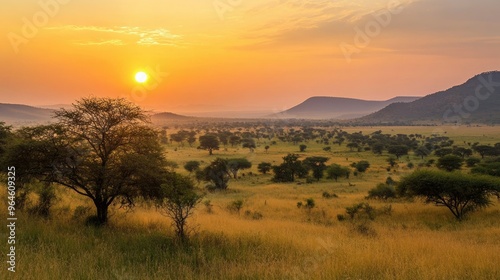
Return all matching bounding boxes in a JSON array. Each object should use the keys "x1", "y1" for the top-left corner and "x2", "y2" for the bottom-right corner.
[{"x1": 135, "y1": 71, "x2": 148, "y2": 83}]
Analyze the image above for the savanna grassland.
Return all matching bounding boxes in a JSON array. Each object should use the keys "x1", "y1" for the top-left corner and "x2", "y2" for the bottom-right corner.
[{"x1": 2, "y1": 125, "x2": 500, "y2": 280}]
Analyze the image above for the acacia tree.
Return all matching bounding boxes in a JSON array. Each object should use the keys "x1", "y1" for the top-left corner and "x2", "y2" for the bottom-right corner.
[
  {"x1": 203, "y1": 158, "x2": 231, "y2": 190},
  {"x1": 199, "y1": 134, "x2": 220, "y2": 155},
  {"x1": 303, "y1": 156, "x2": 329, "y2": 181},
  {"x1": 326, "y1": 164, "x2": 350, "y2": 182},
  {"x1": 436, "y1": 154, "x2": 463, "y2": 172},
  {"x1": 227, "y1": 158, "x2": 252, "y2": 179},
  {"x1": 7, "y1": 98, "x2": 167, "y2": 225},
  {"x1": 398, "y1": 170, "x2": 500, "y2": 220},
  {"x1": 257, "y1": 162, "x2": 272, "y2": 174},
  {"x1": 156, "y1": 173, "x2": 203, "y2": 240},
  {"x1": 387, "y1": 145, "x2": 409, "y2": 159},
  {"x1": 241, "y1": 138, "x2": 256, "y2": 152}
]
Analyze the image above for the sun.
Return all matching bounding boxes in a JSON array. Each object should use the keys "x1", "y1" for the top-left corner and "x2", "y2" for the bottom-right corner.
[{"x1": 135, "y1": 71, "x2": 148, "y2": 83}]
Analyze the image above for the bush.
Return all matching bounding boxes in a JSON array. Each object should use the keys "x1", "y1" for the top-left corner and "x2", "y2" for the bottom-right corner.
[
  {"x1": 297, "y1": 198, "x2": 315, "y2": 210},
  {"x1": 322, "y1": 191, "x2": 338, "y2": 199},
  {"x1": 345, "y1": 203, "x2": 376, "y2": 220},
  {"x1": 244, "y1": 210, "x2": 263, "y2": 220},
  {"x1": 466, "y1": 157, "x2": 481, "y2": 167},
  {"x1": 437, "y1": 154, "x2": 464, "y2": 172},
  {"x1": 337, "y1": 214, "x2": 346, "y2": 221},
  {"x1": 366, "y1": 183, "x2": 396, "y2": 200},
  {"x1": 228, "y1": 199, "x2": 244, "y2": 214}
]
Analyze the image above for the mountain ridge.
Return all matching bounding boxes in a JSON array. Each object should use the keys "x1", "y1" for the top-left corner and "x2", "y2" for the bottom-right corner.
[
  {"x1": 273, "y1": 96, "x2": 421, "y2": 119},
  {"x1": 358, "y1": 71, "x2": 500, "y2": 124}
]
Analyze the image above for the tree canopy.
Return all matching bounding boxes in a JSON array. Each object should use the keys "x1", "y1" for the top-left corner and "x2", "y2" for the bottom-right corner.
[
  {"x1": 4, "y1": 97, "x2": 168, "y2": 224},
  {"x1": 398, "y1": 170, "x2": 500, "y2": 220}
]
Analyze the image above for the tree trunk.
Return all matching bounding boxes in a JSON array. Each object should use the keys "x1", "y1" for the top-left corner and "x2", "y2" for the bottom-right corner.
[{"x1": 94, "y1": 200, "x2": 109, "y2": 225}]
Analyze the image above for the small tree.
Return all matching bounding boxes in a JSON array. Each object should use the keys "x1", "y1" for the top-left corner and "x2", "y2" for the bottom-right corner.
[
  {"x1": 465, "y1": 157, "x2": 481, "y2": 167},
  {"x1": 184, "y1": 161, "x2": 201, "y2": 174},
  {"x1": 326, "y1": 164, "x2": 350, "y2": 182},
  {"x1": 303, "y1": 156, "x2": 329, "y2": 181},
  {"x1": 436, "y1": 154, "x2": 464, "y2": 172},
  {"x1": 156, "y1": 173, "x2": 203, "y2": 240},
  {"x1": 241, "y1": 138, "x2": 256, "y2": 152},
  {"x1": 264, "y1": 145, "x2": 270, "y2": 153},
  {"x1": 203, "y1": 158, "x2": 231, "y2": 190},
  {"x1": 299, "y1": 144, "x2": 307, "y2": 152},
  {"x1": 398, "y1": 170, "x2": 500, "y2": 220},
  {"x1": 415, "y1": 146, "x2": 431, "y2": 159},
  {"x1": 366, "y1": 183, "x2": 396, "y2": 200},
  {"x1": 272, "y1": 154, "x2": 305, "y2": 182},
  {"x1": 257, "y1": 162, "x2": 272, "y2": 174},
  {"x1": 199, "y1": 134, "x2": 220, "y2": 155},
  {"x1": 473, "y1": 145, "x2": 498, "y2": 159},
  {"x1": 387, "y1": 145, "x2": 409, "y2": 159},
  {"x1": 386, "y1": 155, "x2": 397, "y2": 168},
  {"x1": 227, "y1": 158, "x2": 252, "y2": 179},
  {"x1": 354, "y1": 161, "x2": 370, "y2": 173},
  {"x1": 229, "y1": 135, "x2": 241, "y2": 147}
]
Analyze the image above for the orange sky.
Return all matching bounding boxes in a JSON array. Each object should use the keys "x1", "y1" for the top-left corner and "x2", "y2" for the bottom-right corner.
[{"x1": 1, "y1": 0, "x2": 500, "y2": 115}]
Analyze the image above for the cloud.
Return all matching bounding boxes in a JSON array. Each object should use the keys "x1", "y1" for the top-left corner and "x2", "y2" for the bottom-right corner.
[
  {"x1": 46, "y1": 25, "x2": 181, "y2": 46},
  {"x1": 225, "y1": 0, "x2": 416, "y2": 50},
  {"x1": 73, "y1": 39, "x2": 125, "y2": 46}
]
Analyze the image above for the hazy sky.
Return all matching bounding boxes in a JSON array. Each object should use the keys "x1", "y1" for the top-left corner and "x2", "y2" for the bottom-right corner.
[{"x1": 1, "y1": 0, "x2": 500, "y2": 113}]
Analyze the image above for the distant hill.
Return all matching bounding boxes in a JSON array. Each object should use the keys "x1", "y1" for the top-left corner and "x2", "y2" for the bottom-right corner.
[
  {"x1": 359, "y1": 71, "x2": 500, "y2": 124},
  {"x1": 151, "y1": 112, "x2": 193, "y2": 120},
  {"x1": 0, "y1": 103, "x2": 54, "y2": 125},
  {"x1": 273, "y1": 96, "x2": 420, "y2": 119}
]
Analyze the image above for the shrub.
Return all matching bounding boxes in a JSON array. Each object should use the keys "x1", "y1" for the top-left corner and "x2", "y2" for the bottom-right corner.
[
  {"x1": 229, "y1": 199, "x2": 244, "y2": 214},
  {"x1": 345, "y1": 203, "x2": 376, "y2": 220},
  {"x1": 322, "y1": 191, "x2": 338, "y2": 199},
  {"x1": 366, "y1": 183, "x2": 396, "y2": 200},
  {"x1": 244, "y1": 210, "x2": 263, "y2": 220},
  {"x1": 297, "y1": 198, "x2": 315, "y2": 210},
  {"x1": 466, "y1": 157, "x2": 481, "y2": 167}
]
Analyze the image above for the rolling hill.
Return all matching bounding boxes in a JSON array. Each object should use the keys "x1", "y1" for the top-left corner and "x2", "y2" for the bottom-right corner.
[
  {"x1": 359, "y1": 71, "x2": 500, "y2": 124},
  {"x1": 273, "y1": 96, "x2": 420, "y2": 119},
  {"x1": 0, "y1": 103, "x2": 54, "y2": 125}
]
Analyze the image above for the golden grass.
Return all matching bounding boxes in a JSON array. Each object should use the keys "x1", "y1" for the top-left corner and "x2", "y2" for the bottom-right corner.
[{"x1": 2, "y1": 125, "x2": 500, "y2": 279}]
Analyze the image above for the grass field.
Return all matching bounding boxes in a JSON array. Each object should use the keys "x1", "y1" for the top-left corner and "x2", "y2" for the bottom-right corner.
[{"x1": 2, "y1": 126, "x2": 500, "y2": 279}]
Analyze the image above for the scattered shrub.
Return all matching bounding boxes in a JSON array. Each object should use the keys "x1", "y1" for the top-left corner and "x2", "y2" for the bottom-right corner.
[
  {"x1": 228, "y1": 199, "x2": 244, "y2": 214},
  {"x1": 244, "y1": 210, "x2": 263, "y2": 220},
  {"x1": 345, "y1": 203, "x2": 376, "y2": 220},
  {"x1": 366, "y1": 183, "x2": 396, "y2": 200},
  {"x1": 322, "y1": 191, "x2": 338, "y2": 199}
]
